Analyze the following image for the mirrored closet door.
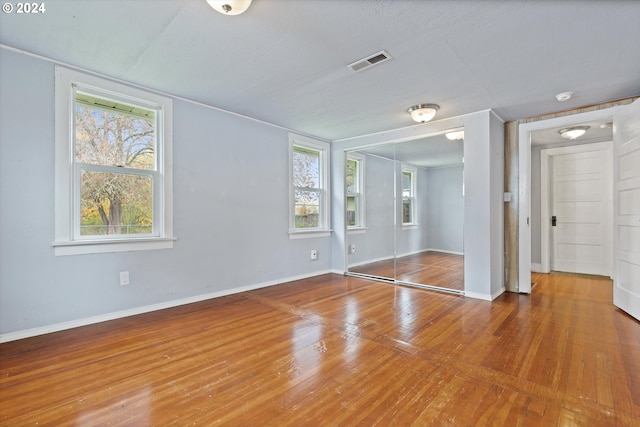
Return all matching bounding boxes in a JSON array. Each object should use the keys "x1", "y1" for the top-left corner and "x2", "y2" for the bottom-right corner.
[
  {"x1": 345, "y1": 146, "x2": 396, "y2": 282},
  {"x1": 345, "y1": 129, "x2": 465, "y2": 294}
]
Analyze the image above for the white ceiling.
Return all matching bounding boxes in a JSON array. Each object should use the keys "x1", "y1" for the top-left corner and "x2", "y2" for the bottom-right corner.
[
  {"x1": 1, "y1": 0, "x2": 639, "y2": 142},
  {"x1": 530, "y1": 118, "x2": 613, "y2": 147},
  {"x1": 353, "y1": 133, "x2": 464, "y2": 168}
]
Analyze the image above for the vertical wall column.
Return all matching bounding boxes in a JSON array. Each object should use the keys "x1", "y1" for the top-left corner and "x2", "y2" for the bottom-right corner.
[{"x1": 504, "y1": 121, "x2": 519, "y2": 292}]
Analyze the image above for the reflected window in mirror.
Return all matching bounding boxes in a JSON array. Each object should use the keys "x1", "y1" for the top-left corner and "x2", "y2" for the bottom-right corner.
[
  {"x1": 346, "y1": 154, "x2": 365, "y2": 230},
  {"x1": 401, "y1": 165, "x2": 417, "y2": 226}
]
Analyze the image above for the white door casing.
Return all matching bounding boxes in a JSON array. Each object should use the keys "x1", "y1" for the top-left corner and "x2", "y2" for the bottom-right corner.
[
  {"x1": 613, "y1": 99, "x2": 640, "y2": 322},
  {"x1": 518, "y1": 109, "x2": 615, "y2": 293},
  {"x1": 543, "y1": 143, "x2": 613, "y2": 276}
]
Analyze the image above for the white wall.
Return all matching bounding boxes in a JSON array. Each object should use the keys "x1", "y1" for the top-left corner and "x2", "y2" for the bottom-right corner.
[
  {"x1": 427, "y1": 164, "x2": 464, "y2": 254},
  {"x1": 1, "y1": 47, "x2": 507, "y2": 340},
  {"x1": 0, "y1": 48, "x2": 333, "y2": 339}
]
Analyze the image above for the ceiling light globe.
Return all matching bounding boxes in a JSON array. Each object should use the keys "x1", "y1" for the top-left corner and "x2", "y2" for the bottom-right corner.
[
  {"x1": 555, "y1": 91, "x2": 574, "y2": 102},
  {"x1": 559, "y1": 125, "x2": 589, "y2": 140},
  {"x1": 408, "y1": 104, "x2": 439, "y2": 123},
  {"x1": 445, "y1": 130, "x2": 464, "y2": 141},
  {"x1": 207, "y1": 0, "x2": 252, "y2": 15}
]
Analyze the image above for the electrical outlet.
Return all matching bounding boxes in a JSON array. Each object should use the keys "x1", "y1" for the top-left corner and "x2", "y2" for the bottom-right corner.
[
  {"x1": 349, "y1": 244, "x2": 356, "y2": 254},
  {"x1": 310, "y1": 249, "x2": 318, "y2": 260},
  {"x1": 119, "y1": 271, "x2": 130, "y2": 286}
]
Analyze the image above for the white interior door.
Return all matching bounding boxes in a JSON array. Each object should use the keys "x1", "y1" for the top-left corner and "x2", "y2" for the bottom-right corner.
[
  {"x1": 551, "y1": 147, "x2": 612, "y2": 276},
  {"x1": 613, "y1": 99, "x2": 640, "y2": 321}
]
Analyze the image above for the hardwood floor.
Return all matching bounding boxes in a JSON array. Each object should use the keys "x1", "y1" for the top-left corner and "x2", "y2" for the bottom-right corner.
[
  {"x1": 1, "y1": 272, "x2": 639, "y2": 426},
  {"x1": 349, "y1": 251, "x2": 464, "y2": 291},
  {"x1": 396, "y1": 252, "x2": 464, "y2": 291}
]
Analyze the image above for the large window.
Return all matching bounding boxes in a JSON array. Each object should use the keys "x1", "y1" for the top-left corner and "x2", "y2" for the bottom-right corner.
[
  {"x1": 346, "y1": 154, "x2": 365, "y2": 229},
  {"x1": 289, "y1": 134, "x2": 330, "y2": 237},
  {"x1": 401, "y1": 165, "x2": 417, "y2": 226},
  {"x1": 55, "y1": 67, "x2": 173, "y2": 255}
]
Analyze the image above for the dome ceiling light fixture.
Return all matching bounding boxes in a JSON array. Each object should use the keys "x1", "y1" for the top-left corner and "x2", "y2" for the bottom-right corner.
[
  {"x1": 556, "y1": 91, "x2": 574, "y2": 102},
  {"x1": 207, "y1": 0, "x2": 252, "y2": 15},
  {"x1": 407, "y1": 104, "x2": 440, "y2": 123},
  {"x1": 559, "y1": 125, "x2": 590, "y2": 140},
  {"x1": 445, "y1": 130, "x2": 464, "y2": 141}
]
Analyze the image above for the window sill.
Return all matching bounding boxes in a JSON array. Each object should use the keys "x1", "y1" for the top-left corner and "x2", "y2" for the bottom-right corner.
[
  {"x1": 53, "y1": 237, "x2": 176, "y2": 256},
  {"x1": 288, "y1": 229, "x2": 332, "y2": 239},
  {"x1": 402, "y1": 224, "x2": 419, "y2": 230},
  {"x1": 347, "y1": 227, "x2": 367, "y2": 235}
]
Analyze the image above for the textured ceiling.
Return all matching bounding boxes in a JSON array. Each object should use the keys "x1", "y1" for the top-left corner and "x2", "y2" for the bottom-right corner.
[
  {"x1": 353, "y1": 134, "x2": 464, "y2": 168},
  {"x1": 531, "y1": 119, "x2": 612, "y2": 147},
  {"x1": 1, "y1": 0, "x2": 639, "y2": 141}
]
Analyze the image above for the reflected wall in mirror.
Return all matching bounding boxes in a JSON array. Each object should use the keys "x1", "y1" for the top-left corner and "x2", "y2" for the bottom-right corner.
[
  {"x1": 346, "y1": 148, "x2": 395, "y2": 281},
  {"x1": 345, "y1": 129, "x2": 465, "y2": 292}
]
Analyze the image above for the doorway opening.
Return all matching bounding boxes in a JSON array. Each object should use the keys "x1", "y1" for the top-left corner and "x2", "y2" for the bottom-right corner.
[{"x1": 518, "y1": 109, "x2": 615, "y2": 293}]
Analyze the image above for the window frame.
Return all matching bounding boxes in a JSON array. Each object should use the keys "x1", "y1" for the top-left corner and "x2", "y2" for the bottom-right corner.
[
  {"x1": 401, "y1": 165, "x2": 418, "y2": 227},
  {"x1": 54, "y1": 66, "x2": 174, "y2": 255},
  {"x1": 288, "y1": 133, "x2": 331, "y2": 238},
  {"x1": 346, "y1": 153, "x2": 366, "y2": 231}
]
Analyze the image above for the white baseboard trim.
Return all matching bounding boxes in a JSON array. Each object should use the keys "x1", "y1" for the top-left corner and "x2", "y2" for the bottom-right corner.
[
  {"x1": 395, "y1": 248, "x2": 464, "y2": 258},
  {"x1": 348, "y1": 255, "x2": 394, "y2": 268},
  {"x1": 352, "y1": 249, "x2": 464, "y2": 267},
  {"x1": 465, "y1": 287, "x2": 505, "y2": 301},
  {"x1": 492, "y1": 287, "x2": 506, "y2": 300},
  {"x1": 395, "y1": 249, "x2": 427, "y2": 258},
  {"x1": 0, "y1": 269, "x2": 335, "y2": 343},
  {"x1": 425, "y1": 248, "x2": 464, "y2": 256}
]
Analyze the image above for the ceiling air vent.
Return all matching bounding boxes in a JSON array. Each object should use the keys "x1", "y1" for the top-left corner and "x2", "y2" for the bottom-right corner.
[{"x1": 348, "y1": 50, "x2": 392, "y2": 72}]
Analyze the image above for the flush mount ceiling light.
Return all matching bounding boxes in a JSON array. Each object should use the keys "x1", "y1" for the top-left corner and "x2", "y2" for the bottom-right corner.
[
  {"x1": 556, "y1": 91, "x2": 574, "y2": 102},
  {"x1": 407, "y1": 104, "x2": 439, "y2": 123},
  {"x1": 559, "y1": 125, "x2": 590, "y2": 140},
  {"x1": 207, "y1": 0, "x2": 252, "y2": 15},
  {"x1": 445, "y1": 130, "x2": 464, "y2": 141}
]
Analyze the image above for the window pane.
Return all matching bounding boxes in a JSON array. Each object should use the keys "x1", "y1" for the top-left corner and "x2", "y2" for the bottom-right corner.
[
  {"x1": 75, "y1": 93, "x2": 156, "y2": 171},
  {"x1": 402, "y1": 171, "x2": 411, "y2": 191},
  {"x1": 293, "y1": 147, "x2": 319, "y2": 188},
  {"x1": 346, "y1": 159, "x2": 357, "y2": 193},
  {"x1": 295, "y1": 188, "x2": 320, "y2": 228},
  {"x1": 347, "y1": 194, "x2": 357, "y2": 226},
  {"x1": 80, "y1": 170, "x2": 153, "y2": 236},
  {"x1": 403, "y1": 199, "x2": 413, "y2": 224}
]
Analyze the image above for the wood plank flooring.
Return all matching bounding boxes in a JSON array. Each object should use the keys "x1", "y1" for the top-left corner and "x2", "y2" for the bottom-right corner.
[
  {"x1": 349, "y1": 251, "x2": 464, "y2": 291},
  {"x1": 397, "y1": 252, "x2": 464, "y2": 290},
  {"x1": 1, "y1": 272, "x2": 639, "y2": 426}
]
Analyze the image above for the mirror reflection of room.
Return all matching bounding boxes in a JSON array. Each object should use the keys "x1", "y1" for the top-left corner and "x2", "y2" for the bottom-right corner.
[
  {"x1": 346, "y1": 129, "x2": 465, "y2": 293},
  {"x1": 346, "y1": 148, "x2": 396, "y2": 281}
]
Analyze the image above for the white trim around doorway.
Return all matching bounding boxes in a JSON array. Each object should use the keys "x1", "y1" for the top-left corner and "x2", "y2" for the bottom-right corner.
[{"x1": 518, "y1": 108, "x2": 616, "y2": 293}]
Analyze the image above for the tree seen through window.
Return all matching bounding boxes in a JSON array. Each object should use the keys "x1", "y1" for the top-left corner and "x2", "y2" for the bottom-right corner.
[{"x1": 75, "y1": 93, "x2": 156, "y2": 236}]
